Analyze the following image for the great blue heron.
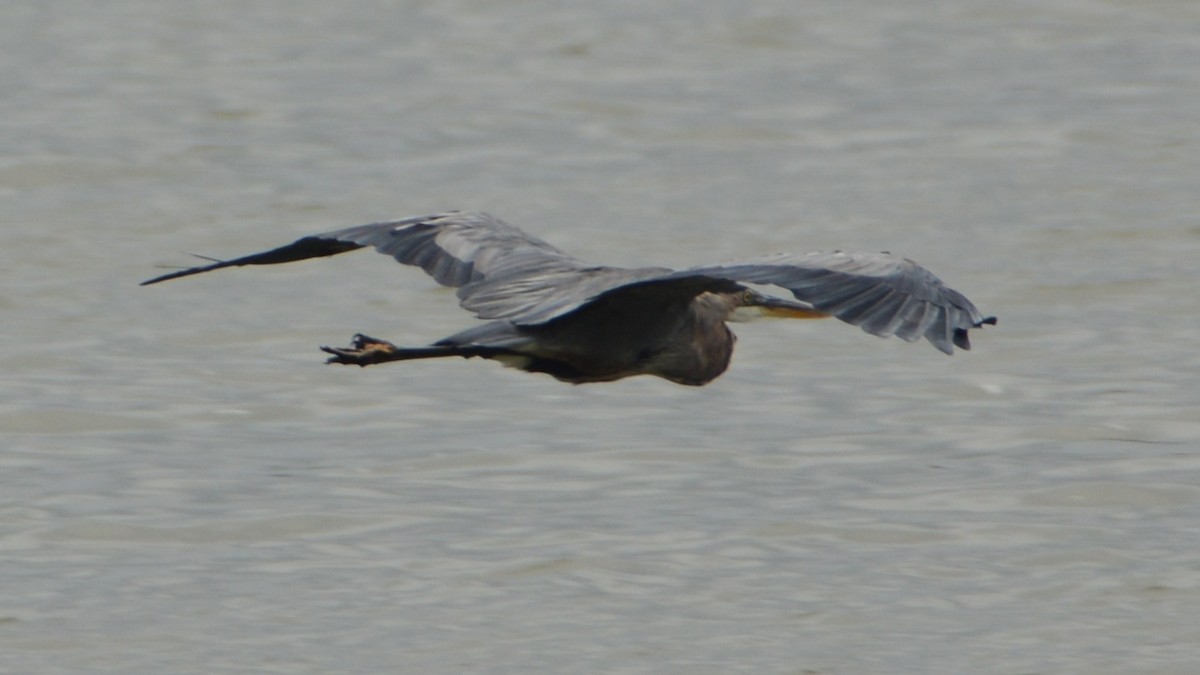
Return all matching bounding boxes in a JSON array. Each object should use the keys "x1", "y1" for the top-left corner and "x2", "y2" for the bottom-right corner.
[{"x1": 142, "y1": 211, "x2": 994, "y2": 385}]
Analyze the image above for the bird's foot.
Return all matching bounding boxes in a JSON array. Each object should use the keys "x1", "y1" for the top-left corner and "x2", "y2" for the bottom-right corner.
[{"x1": 320, "y1": 333, "x2": 400, "y2": 367}]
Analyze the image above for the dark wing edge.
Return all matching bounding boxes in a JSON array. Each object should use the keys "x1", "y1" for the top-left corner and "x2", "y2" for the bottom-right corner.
[
  {"x1": 676, "y1": 252, "x2": 996, "y2": 354},
  {"x1": 140, "y1": 211, "x2": 587, "y2": 289},
  {"x1": 140, "y1": 236, "x2": 362, "y2": 285}
]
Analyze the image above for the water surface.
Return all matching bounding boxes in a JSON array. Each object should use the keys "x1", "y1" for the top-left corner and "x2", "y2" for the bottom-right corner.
[{"x1": 3, "y1": 1, "x2": 1199, "y2": 673}]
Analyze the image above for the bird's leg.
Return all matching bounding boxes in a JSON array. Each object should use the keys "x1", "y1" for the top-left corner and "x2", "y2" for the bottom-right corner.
[
  {"x1": 321, "y1": 333, "x2": 496, "y2": 367},
  {"x1": 320, "y1": 333, "x2": 406, "y2": 366}
]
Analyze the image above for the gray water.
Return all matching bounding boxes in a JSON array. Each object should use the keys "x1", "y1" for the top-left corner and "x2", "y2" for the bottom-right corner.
[{"x1": 4, "y1": 1, "x2": 1199, "y2": 673}]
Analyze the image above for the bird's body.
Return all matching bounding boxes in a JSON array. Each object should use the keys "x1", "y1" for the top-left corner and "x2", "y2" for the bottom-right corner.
[
  {"x1": 142, "y1": 212, "x2": 994, "y2": 386},
  {"x1": 446, "y1": 286, "x2": 742, "y2": 385}
]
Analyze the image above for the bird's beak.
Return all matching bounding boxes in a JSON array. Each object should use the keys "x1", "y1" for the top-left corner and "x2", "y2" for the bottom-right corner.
[
  {"x1": 757, "y1": 296, "x2": 829, "y2": 319},
  {"x1": 730, "y1": 293, "x2": 830, "y2": 322}
]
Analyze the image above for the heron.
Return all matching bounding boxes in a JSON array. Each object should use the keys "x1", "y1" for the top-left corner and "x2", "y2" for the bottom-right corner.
[{"x1": 142, "y1": 211, "x2": 995, "y2": 386}]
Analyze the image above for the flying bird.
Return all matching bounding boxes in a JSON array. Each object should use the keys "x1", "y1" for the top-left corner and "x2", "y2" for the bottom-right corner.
[{"x1": 142, "y1": 211, "x2": 995, "y2": 385}]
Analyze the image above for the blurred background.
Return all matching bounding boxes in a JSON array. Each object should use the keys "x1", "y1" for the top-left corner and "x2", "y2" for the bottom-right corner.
[{"x1": 3, "y1": 1, "x2": 1198, "y2": 673}]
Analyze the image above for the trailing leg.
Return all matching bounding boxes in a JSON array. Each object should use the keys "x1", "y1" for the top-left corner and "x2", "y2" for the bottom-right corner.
[{"x1": 320, "y1": 333, "x2": 515, "y2": 367}]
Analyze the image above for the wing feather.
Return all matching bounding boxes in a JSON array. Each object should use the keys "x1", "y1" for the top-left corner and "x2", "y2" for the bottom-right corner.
[{"x1": 318, "y1": 211, "x2": 588, "y2": 288}]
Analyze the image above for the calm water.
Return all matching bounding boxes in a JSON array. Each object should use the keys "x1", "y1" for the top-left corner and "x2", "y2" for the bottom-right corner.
[{"x1": 4, "y1": 1, "x2": 1200, "y2": 673}]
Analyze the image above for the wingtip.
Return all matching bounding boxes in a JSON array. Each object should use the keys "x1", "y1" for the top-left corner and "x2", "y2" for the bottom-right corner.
[
  {"x1": 946, "y1": 315, "x2": 996, "y2": 352},
  {"x1": 139, "y1": 267, "x2": 202, "y2": 286},
  {"x1": 140, "y1": 272, "x2": 176, "y2": 286}
]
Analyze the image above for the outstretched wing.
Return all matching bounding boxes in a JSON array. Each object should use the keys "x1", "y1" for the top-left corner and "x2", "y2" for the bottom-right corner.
[
  {"x1": 142, "y1": 211, "x2": 671, "y2": 324},
  {"x1": 141, "y1": 211, "x2": 589, "y2": 287},
  {"x1": 664, "y1": 252, "x2": 995, "y2": 354},
  {"x1": 141, "y1": 211, "x2": 598, "y2": 287},
  {"x1": 141, "y1": 211, "x2": 665, "y2": 324}
]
